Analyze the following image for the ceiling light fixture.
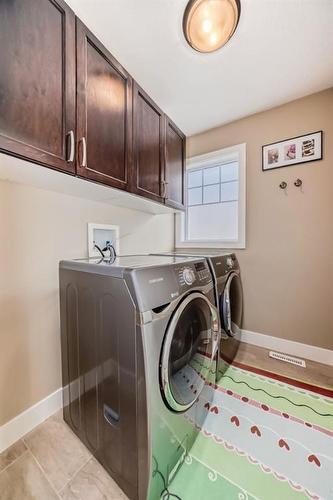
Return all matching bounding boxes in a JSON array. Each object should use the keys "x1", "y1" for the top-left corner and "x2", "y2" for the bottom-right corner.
[{"x1": 183, "y1": 0, "x2": 241, "y2": 53}]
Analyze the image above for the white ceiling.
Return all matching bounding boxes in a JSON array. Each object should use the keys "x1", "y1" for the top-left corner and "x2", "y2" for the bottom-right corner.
[{"x1": 66, "y1": 0, "x2": 333, "y2": 136}]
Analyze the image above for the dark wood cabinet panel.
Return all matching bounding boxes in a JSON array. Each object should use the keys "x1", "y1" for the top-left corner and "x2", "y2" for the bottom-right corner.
[
  {"x1": 76, "y1": 20, "x2": 132, "y2": 190},
  {"x1": 131, "y1": 83, "x2": 165, "y2": 203},
  {"x1": 0, "y1": 0, "x2": 186, "y2": 209},
  {"x1": 165, "y1": 117, "x2": 185, "y2": 210},
  {"x1": 0, "y1": 0, "x2": 76, "y2": 173}
]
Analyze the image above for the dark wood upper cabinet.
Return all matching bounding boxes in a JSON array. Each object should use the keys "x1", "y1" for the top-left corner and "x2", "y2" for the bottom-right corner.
[
  {"x1": 131, "y1": 83, "x2": 165, "y2": 203},
  {"x1": 0, "y1": 0, "x2": 186, "y2": 209},
  {"x1": 76, "y1": 20, "x2": 132, "y2": 190},
  {"x1": 164, "y1": 117, "x2": 185, "y2": 210},
  {"x1": 0, "y1": 0, "x2": 76, "y2": 173}
]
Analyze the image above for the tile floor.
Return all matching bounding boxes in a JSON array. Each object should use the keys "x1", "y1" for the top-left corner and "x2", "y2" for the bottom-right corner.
[
  {"x1": 0, "y1": 342, "x2": 332, "y2": 500},
  {"x1": 0, "y1": 412, "x2": 128, "y2": 500}
]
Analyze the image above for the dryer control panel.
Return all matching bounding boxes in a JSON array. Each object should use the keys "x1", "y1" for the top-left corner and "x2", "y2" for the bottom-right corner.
[{"x1": 210, "y1": 254, "x2": 239, "y2": 278}]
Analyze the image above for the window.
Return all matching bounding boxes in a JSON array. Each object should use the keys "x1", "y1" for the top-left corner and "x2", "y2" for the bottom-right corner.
[{"x1": 176, "y1": 143, "x2": 246, "y2": 248}]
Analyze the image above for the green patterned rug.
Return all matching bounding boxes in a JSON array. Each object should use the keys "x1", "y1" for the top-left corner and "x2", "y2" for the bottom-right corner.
[{"x1": 164, "y1": 360, "x2": 333, "y2": 500}]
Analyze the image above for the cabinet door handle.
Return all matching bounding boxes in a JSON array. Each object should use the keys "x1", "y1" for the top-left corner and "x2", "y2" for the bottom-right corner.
[
  {"x1": 79, "y1": 137, "x2": 87, "y2": 167},
  {"x1": 164, "y1": 181, "x2": 169, "y2": 200},
  {"x1": 161, "y1": 180, "x2": 169, "y2": 199},
  {"x1": 67, "y1": 130, "x2": 75, "y2": 163}
]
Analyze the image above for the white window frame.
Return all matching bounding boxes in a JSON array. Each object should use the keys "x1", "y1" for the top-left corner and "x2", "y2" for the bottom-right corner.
[{"x1": 176, "y1": 143, "x2": 246, "y2": 249}]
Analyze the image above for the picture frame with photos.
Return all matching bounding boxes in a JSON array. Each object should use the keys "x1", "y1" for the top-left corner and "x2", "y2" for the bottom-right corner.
[{"x1": 262, "y1": 131, "x2": 323, "y2": 171}]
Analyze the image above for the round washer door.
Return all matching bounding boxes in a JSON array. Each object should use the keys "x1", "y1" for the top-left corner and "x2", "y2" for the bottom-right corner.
[
  {"x1": 160, "y1": 292, "x2": 218, "y2": 413},
  {"x1": 221, "y1": 272, "x2": 243, "y2": 336}
]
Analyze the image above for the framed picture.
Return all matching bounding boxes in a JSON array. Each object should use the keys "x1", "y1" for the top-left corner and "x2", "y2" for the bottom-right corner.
[{"x1": 262, "y1": 131, "x2": 323, "y2": 171}]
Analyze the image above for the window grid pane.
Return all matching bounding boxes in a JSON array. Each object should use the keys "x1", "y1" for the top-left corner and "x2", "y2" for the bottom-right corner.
[
  {"x1": 187, "y1": 161, "x2": 239, "y2": 207},
  {"x1": 221, "y1": 180, "x2": 239, "y2": 202},
  {"x1": 220, "y1": 161, "x2": 238, "y2": 182},
  {"x1": 188, "y1": 169, "x2": 203, "y2": 188},
  {"x1": 188, "y1": 186, "x2": 203, "y2": 206},
  {"x1": 185, "y1": 160, "x2": 240, "y2": 241},
  {"x1": 203, "y1": 166, "x2": 220, "y2": 186},
  {"x1": 203, "y1": 184, "x2": 220, "y2": 204}
]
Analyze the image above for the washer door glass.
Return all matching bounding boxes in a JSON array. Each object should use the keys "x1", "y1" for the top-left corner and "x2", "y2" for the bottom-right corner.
[
  {"x1": 161, "y1": 293, "x2": 218, "y2": 412},
  {"x1": 221, "y1": 272, "x2": 243, "y2": 336}
]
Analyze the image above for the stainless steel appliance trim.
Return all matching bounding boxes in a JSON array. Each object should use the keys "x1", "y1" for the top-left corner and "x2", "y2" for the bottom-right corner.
[
  {"x1": 134, "y1": 282, "x2": 215, "y2": 324},
  {"x1": 160, "y1": 292, "x2": 218, "y2": 413},
  {"x1": 222, "y1": 271, "x2": 242, "y2": 336}
]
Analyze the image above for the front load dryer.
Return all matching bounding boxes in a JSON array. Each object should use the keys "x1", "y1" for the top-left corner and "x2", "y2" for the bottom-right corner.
[
  {"x1": 204, "y1": 253, "x2": 243, "y2": 338},
  {"x1": 59, "y1": 255, "x2": 218, "y2": 500}
]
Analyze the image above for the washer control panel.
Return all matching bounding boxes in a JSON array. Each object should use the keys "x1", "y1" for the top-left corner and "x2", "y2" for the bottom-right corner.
[
  {"x1": 177, "y1": 261, "x2": 211, "y2": 287},
  {"x1": 182, "y1": 267, "x2": 196, "y2": 285},
  {"x1": 194, "y1": 261, "x2": 210, "y2": 281}
]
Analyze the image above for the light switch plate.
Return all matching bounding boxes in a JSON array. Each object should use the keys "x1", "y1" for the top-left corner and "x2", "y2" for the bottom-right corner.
[{"x1": 88, "y1": 223, "x2": 120, "y2": 258}]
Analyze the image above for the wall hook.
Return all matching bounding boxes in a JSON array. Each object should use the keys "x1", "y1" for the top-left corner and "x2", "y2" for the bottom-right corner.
[
  {"x1": 294, "y1": 178, "x2": 302, "y2": 188},
  {"x1": 279, "y1": 181, "x2": 287, "y2": 189}
]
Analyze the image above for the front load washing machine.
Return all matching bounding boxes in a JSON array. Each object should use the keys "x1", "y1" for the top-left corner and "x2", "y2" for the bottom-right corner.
[
  {"x1": 151, "y1": 252, "x2": 244, "y2": 385},
  {"x1": 151, "y1": 252, "x2": 243, "y2": 338},
  {"x1": 59, "y1": 255, "x2": 218, "y2": 500}
]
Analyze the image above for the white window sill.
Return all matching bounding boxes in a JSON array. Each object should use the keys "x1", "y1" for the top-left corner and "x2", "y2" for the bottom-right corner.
[{"x1": 176, "y1": 240, "x2": 245, "y2": 250}]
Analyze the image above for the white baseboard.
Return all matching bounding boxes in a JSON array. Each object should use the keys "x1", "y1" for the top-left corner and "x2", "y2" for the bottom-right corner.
[
  {"x1": 0, "y1": 388, "x2": 62, "y2": 453},
  {"x1": 236, "y1": 329, "x2": 333, "y2": 367}
]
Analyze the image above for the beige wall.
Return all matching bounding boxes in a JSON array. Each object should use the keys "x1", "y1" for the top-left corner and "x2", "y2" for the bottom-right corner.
[
  {"x1": 1, "y1": 89, "x2": 332, "y2": 426},
  {"x1": 187, "y1": 88, "x2": 333, "y2": 351},
  {"x1": 0, "y1": 180, "x2": 174, "y2": 426}
]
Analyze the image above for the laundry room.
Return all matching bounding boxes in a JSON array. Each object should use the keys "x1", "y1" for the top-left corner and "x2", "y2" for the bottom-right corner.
[{"x1": 0, "y1": 1, "x2": 332, "y2": 499}]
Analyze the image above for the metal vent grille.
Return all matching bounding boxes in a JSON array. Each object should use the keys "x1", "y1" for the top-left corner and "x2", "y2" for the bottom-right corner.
[{"x1": 269, "y1": 350, "x2": 306, "y2": 368}]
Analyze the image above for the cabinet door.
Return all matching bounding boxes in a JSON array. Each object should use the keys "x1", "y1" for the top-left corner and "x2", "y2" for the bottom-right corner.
[
  {"x1": 165, "y1": 117, "x2": 186, "y2": 210},
  {"x1": 131, "y1": 83, "x2": 165, "y2": 203},
  {"x1": 76, "y1": 20, "x2": 132, "y2": 190},
  {"x1": 0, "y1": 0, "x2": 76, "y2": 173}
]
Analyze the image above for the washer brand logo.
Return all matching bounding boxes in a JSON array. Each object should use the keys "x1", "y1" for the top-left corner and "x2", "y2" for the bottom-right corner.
[
  {"x1": 171, "y1": 292, "x2": 179, "y2": 298},
  {"x1": 216, "y1": 262, "x2": 222, "y2": 265},
  {"x1": 148, "y1": 277, "x2": 164, "y2": 284}
]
